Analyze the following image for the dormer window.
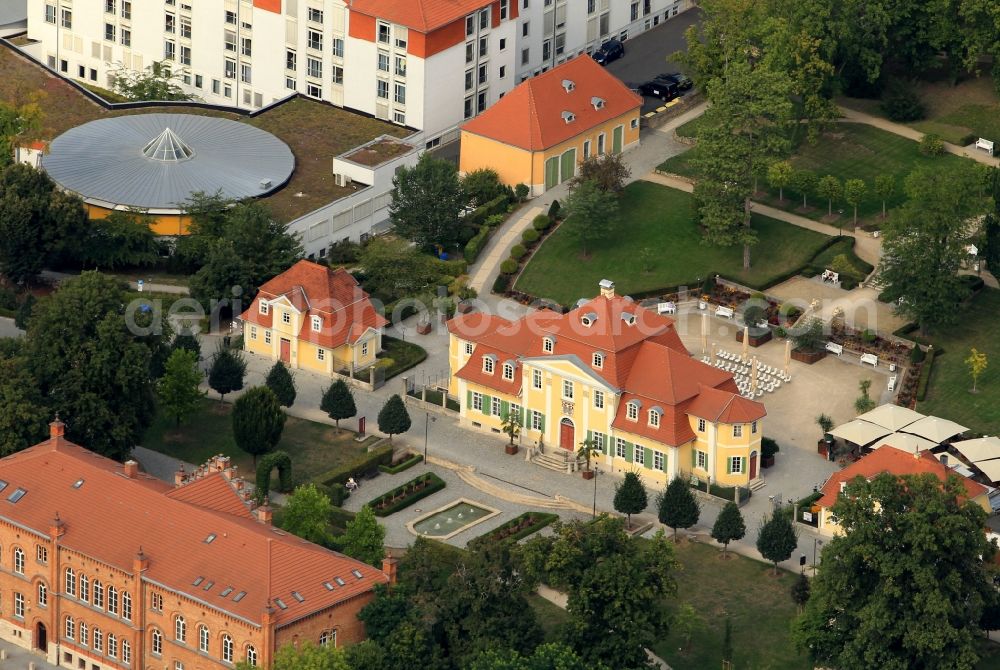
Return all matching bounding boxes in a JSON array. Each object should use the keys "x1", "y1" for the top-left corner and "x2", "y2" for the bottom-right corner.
[
  {"x1": 311, "y1": 315, "x2": 322, "y2": 332},
  {"x1": 592, "y1": 352, "x2": 604, "y2": 368},
  {"x1": 483, "y1": 355, "x2": 495, "y2": 374},
  {"x1": 542, "y1": 337, "x2": 554, "y2": 353},
  {"x1": 621, "y1": 312, "x2": 636, "y2": 326},
  {"x1": 561, "y1": 79, "x2": 574, "y2": 92},
  {"x1": 561, "y1": 111, "x2": 576, "y2": 124},
  {"x1": 591, "y1": 96, "x2": 605, "y2": 110},
  {"x1": 281, "y1": 312, "x2": 291, "y2": 324},
  {"x1": 626, "y1": 401, "x2": 639, "y2": 421},
  {"x1": 580, "y1": 311, "x2": 597, "y2": 327},
  {"x1": 502, "y1": 362, "x2": 514, "y2": 381},
  {"x1": 648, "y1": 408, "x2": 662, "y2": 428},
  {"x1": 464, "y1": 342, "x2": 474, "y2": 355},
  {"x1": 259, "y1": 302, "x2": 269, "y2": 315},
  {"x1": 840, "y1": 481, "x2": 847, "y2": 493}
]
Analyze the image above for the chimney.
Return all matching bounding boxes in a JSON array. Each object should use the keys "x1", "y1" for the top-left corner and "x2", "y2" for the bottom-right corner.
[
  {"x1": 124, "y1": 460, "x2": 139, "y2": 478},
  {"x1": 256, "y1": 499, "x2": 273, "y2": 525},
  {"x1": 598, "y1": 279, "x2": 615, "y2": 299},
  {"x1": 174, "y1": 464, "x2": 186, "y2": 487},
  {"x1": 941, "y1": 454, "x2": 949, "y2": 468},
  {"x1": 50, "y1": 418, "x2": 66, "y2": 440},
  {"x1": 50, "y1": 513, "x2": 65, "y2": 539},
  {"x1": 382, "y1": 557, "x2": 398, "y2": 586},
  {"x1": 134, "y1": 547, "x2": 149, "y2": 573}
]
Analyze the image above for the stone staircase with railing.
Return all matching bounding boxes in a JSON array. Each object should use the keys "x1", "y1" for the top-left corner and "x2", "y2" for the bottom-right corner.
[{"x1": 530, "y1": 447, "x2": 582, "y2": 474}]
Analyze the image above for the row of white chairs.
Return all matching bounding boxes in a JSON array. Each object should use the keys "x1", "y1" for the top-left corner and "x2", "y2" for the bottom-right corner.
[{"x1": 703, "y1": 351, "x2": 792, "y2": 384}]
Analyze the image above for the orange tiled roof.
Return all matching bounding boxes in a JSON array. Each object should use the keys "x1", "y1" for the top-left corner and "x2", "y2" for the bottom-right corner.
[
  {"x1": 687, "y1": 384, "x2": 767, "y2": 424},
  {"x1": 349, "y1": 0, "x2": 493, "y2": 32},
  {"x1": 166, "y1": 472, "x2": 256, "y2": 521},
  {"x1": 241, "y1": 260, "x2": 388, "y2": 348},
  {"x1": 0, "y1": 430, "x2": 387, "y2": 626},
  {"x1": 461, "y1": 55, "x2": 642, "y2": 152},
  {"x1": 817, "y1": 445, "x2": 988, "y2": 508}
]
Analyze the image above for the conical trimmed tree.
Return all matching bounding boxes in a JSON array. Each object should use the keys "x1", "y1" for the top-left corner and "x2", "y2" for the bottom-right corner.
[
  {"x1": 613, "y1": 471, "x2": 648, "y2": 529},
  {"x1": 757, "y1": 512, "x2": 798, "y2": 575},
  {"x1": 711, "y1": 501, "x2": 746, "y2": 558},
  {"x1": 657, "y1": 476, "x2": 700, "y2": 540},
  {"x1": 232, "y1": 386, "x2": 285, "y2": 467},
  {"x1": 171, "y1": 332, "x2": 201, "y2": 359},
  {"x1": 207, "y1": 346, "x2": 246, "y2": 402},
  {"x1": 377, "y1": 394, "x2": 411, "y2": 441},
  {"x1": 265, "y1": 361, "x2": 297, "y2": 407},
  {"x1": 321, "y1": 379, "x2": 356, "y2": 431}
]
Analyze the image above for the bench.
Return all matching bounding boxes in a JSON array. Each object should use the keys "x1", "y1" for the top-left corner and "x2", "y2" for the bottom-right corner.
[
  {"x1": 821, "y1": 269, "x2": 840, "y2": 284},
  {"x1": 976, "y1": 138, "x2": 995, "y2": 156},
  {"x1": 825, "y1": 342, "x2": 844, "y2": 356},
  {"x1": 657, "y1": 301, "x2": 676, "y2": 315},
  {"x1": 860, "y1": 353, "x2": 878, "y2": 368},
  {"x1": 888, "y1": 375, "x2": 897, "y2": 392},
  {"x1": 755, "y1": 319, "x2": 769, "y2": 330},
  {"x1": 715, "y1": 306, "x2": 734, "y2": 319}
]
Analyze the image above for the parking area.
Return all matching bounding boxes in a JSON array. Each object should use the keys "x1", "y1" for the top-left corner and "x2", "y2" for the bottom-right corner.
[{"x1": 604, "y1": 7, "x2": 702, "y2": 114}]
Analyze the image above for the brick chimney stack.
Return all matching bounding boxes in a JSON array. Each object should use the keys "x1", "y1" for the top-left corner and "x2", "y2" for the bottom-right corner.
[
  {"x1": 124, "y1": 460, "x2": 139, "y2": 478},
  {"x1": 256, "y1": 498, "x2": 273, "y2": 525},
  {"x1": 382, "y1": 557, "x2": 398, "y2": 586},
  {"x1": 174, "y1": 464, "x2": 186, "y2": 487},
  {"x1": 598, "y1": 279, "x2": 615, "y2": 299},
  {"x1": 134, "y1": 547, "x2": 149, "y2": 573},
  {"x1": 50, "y1": 417, "x2": 66, "y2": 440},
  {"x1": 50, "y1": 513, "x2": 65, "y2": 539}
]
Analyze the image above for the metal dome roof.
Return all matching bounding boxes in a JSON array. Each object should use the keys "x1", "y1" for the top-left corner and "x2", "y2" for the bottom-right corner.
[{"x1": 42, "y1": 113, "x2": 295, "y2": 211}]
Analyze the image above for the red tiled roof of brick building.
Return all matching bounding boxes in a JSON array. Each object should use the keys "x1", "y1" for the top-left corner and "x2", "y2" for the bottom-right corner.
[{"x1": 349, "y1": 0, "x2": 494, "y2": 32}]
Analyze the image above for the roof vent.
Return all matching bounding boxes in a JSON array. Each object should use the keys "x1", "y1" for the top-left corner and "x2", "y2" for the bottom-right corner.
[
  {"x1": 591, "y1": 96, "x2": 605, "y2": 110},
  {"x1": 561, "y1": 111, "x2": 576, "y2": 124},
  {"x1": 141, "y1": 127, "x2": 194, "y2": 162},
  {"x1": 274, "y1": 598, "x2": 288, "y2": 610},
  {"x1": 581, "y1": 312, "x2": 598, "y2": 327},
  {"x1": 561, "y1": 79, "x2": 575, "y2": 92},
  {"x1": 352, "y1": 569, "x2": 364, "y2": 579},
  {"x1": 72, "y1": 479, "x2": 85, "y2": 489},
  {"x1": 259, "y1": 178, "x2": 272, "y2": 190},
  {"x1": 292, "y1": 591, "x2": 305, "y2": 602},
  {"x1": 7, "y1": 488, "x2": 26, "y2": 503},
  {"x1": 204, "y1": 533, "x2": 217, "y2": 544}
]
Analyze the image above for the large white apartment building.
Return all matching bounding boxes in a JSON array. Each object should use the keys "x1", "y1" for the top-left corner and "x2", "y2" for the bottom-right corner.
[{"x1": 23, "y1": 0, "x2": 693, "y2": 146}]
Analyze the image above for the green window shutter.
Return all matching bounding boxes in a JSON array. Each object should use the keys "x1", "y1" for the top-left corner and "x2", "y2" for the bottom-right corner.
[
  {"x1": 586, "y1": 430, "x2": 593, "y2": 443},
  {"x1": 539, "y1": 415, "x2": 545, "y2": 432},
  {"x1": 644, "y1": 447, "x2": 654, "y2": 469},
  {"x1": 726, "y1": 457, "x2": 732, "y2": 474},
  {"x1": 483, "y1": 395, "x2": 492, "y2": 415},
  {"x1": 692, "y1": 449, "x2": 697, "y2": 468},
  {"x1": 624, "y1": 442, "x2": 633, "y2": 463},
  {"x1": 466, "y1": 390, "x2": 472, "y2": 409},
  {"x1": 501, "y1": 400, "x2": 509, "y2": 418},
  {"x1": 741, "y1": 457, "x2": 747, "y2": 475}
]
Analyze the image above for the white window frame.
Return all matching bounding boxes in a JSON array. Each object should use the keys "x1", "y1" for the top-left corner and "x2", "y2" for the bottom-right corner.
[
  {"x1": 653, "y1": 451, "x2": 665, "y2": 471},
  {"x1": 174, "y1": 616, "x2": 186, "y2": 642},
  {"x1": 311, "y1": 315, "x2": 322, "y2": 332},
  {"x1": 593, "y1": 389, "x2": 604, "y2": 409},
  {"x1": 65, "y1": 568, "x2": 76, "y2": 596},
  {"x1": 696, "y1": 450, "x2": 708, "y2": 470},
  {"x1": 317, "y1": 348, "x2": 325, "y2": 361},
  {"x1": 199, "y1": 625, "x2": 209, "y2": 652},
  {"x1": 122, "y1": 592, "x2": 132, "y2": 621},
  {"x1": 259, "y1": 301, "x2": 269, "y2": 315},
  {"x1": 543, "y1": 337, "x2": 554, "y2": 353},
  {"x1": 531, "y1": 410, "x2": 543, "y2": 431},
  {"x1": 562, "y1": 380, "x2": 573, "y2": 400},
  {"x1": 281, "y1": 311, "x2": 291, "y2": 325},
  {"x1": 13, "y1": 547, "x2": 24, "y2": 574},
  {"x1": 532, "y1": 369, "x2": 542, "y2": 389},
  {"x1": 38, "y1": 582, "x2": 47, "y2": 607},
  {"x1": 65, "y1": 615, "x2": 75, "y2": 640},
  {"x1": 751, "y1": 420, "x2": 758, "y2": 434},
  {"x1": 626, "y1": 402, "x2": 638, "y2": 421},
  {"x1": 733, "y1": 424, "x2": 743, "y2": 438},
  {"x1": 502, "y1": 363, "x2": 514, "y2": 381},
  {"x1": 615, "y1": 438, "x2": 626, "y2": 458},
  {"x1": 697, "y1": 418, "x2": 706, "y2": 432},
  {"x1": 730, "y1": 456, "x2": 744, "y2": 474},
  {"x1": 634, "y1": 444, "x2": 644, "y2": 465},
  {"x1": 592, "y1": 432, "x2": 605, "y2": 451},
  {"x1": 464, "y1": 342, "x2": 474, "y2": 355},
  {"x1": 472, "y1": 392, "x2": 483, "y2": 412},
  {"x1": 592, "y1": 352, "x2": 603, "y2": 368},
  {"x1": 264, "y1": 330, "x2": 272, "y2": 345},
  {"x1": 222, "y1": 635, "x2": 234, "y2": 663},
  {"x1": 649, "y1": 410, "x2": 660, "y2": 428},
  {"x1": 491, "y1": 397, "x2": 501, "y2": 416},
  {"x1": 151, "y1": 629, "x2": 163, "y2": 656},
  {"x1": 14, "y1": 592, "x2": 24, "y2": 618},
  {"x1": 483, "y1": 356, "x2": 495, "y2": 374}
]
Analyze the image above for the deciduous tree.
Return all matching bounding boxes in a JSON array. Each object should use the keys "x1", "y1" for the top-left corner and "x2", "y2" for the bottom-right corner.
[
  {"x1": 377, "y1": 394, "x2": 411, "y2": 441},
  {"x1": 562, "y1": 179, "x2": 618, "y2": 257},
  {"x1": 793, "y1": 472, "x2": 997, "y2": 669},
  {"x1": 469, "y1": 644, "x2": 606, "y2": 670},
  {"x1": 157, "y1": 348, "x2": 204, "y2": 426},
  {"x1": 390, "y1": 153, "x2": 465, "y2": 249},
  {"x1": 461, "y1": 168, "x2": 506, "y2": 207},
  {"x1": 657, "y1": 475, "x2": 700, "y2": 539},
  {"x1": 791, "y1": 169, "x2": 818, "y2": 209},
  {"x1": 0, "y1": 357, "x2": 48, "y2": 456},
  {"x1": 817, "y1": 175, "x2": 842, "y2": 217},
  {"x1": 874, "y1": 174, "x2": 894, "y2": 219},
  {"x1": 966, "y1": 347, "x2": 988, "y2": 393},
  {"x1": 232, "y1": 386, "x2": 285, "y2": 467},
  {"x1": 767, "y1": 160, "x2": 794, "y2": 203},
  {"x1": 613, "y1": 471, "x2": 647, "y2": 529},
  {"x1": 756, "y1": 512, "x2": 797, "y2": 574},
  {"x1": 571, "y1": 153, "x2": 631, "y2": 193},
  {"x1": 80, "y1": 210, "x2": 159, "y2": 270},
  {"x1": 711, "y1": 501, "x2": 746, "y2": 557},
  {"x1": 265, "y1": 361, "x2": 296, "y2": 407},
  {"x1": 843, "y1": 178, "x2": 867, "y2": 228},
  {"x1": 340, "y1": 505, "x2": 385, "y2": 567},
  {"x1": 108, "y1": 60, "x2": 195, "y2": 101},
  {"x1": 280, "y1": 483, "x2": 333, "y2": 547}
]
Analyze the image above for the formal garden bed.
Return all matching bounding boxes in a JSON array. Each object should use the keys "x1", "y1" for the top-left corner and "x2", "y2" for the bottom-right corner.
[
  {"x1": 689, "y1": 477, "x2": 751, "y2": 505},
  {"x1": 378, "y1": 451, "x2": 424, "y2": 475},
  {"x1": 369, "y1": 472, "x2": 446, "y2": 517},
  {"x1": 467, "y1": 512, "x2": 559, "y2": 550}
]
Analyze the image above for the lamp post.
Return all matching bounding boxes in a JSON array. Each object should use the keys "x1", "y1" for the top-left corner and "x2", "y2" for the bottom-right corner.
[
  {"x1": 423, "y1": 412, "x2": 436, "y2": 462},
  {"x1": 813, "y1": 537, "x2": 824, "y2": 572},
  {"x1": 592, "y1": 466, "x2": 600, "y2": 519}
]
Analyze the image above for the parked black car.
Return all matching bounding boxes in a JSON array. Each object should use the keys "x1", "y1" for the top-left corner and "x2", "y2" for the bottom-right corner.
[
  {"x1": 661, "y1": 72, "x2": 693, "y2": 91},
  {"x1": 592, "y1": 39, "x2": 625, "y2": 65},
  {"x1": 637, "y1": 76, "x2": 679, "y2": 101}
]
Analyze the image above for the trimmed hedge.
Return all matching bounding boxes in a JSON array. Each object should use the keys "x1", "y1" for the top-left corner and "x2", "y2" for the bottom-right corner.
[
  {"x1": 464, "y1": 224, "x2": 492, "y2": 263},
  {"x1": 500, "y1": 259, "x2": 518, "y2": 274},
  {"x1": 493, "y1": 274, "x2": 510, "y2": 293},
  {"x1": 379, "y1": 452, "x2": 424, "y2": 474},
  {"x1": 916, "y1": 346, "x2": 936, "y2": 402},
  {"x1": 370, "y1": 472, "x2": 446, "y2": 517},
  {"x1": 522, "y1": 228, "x2": 540, "y2": 243},
  {"x1": 256, "y1": 450, "x2": 292, "y2": 502},
  {"x1": 532, "y1": 214, "x2": 552, "y2": 231},
  {"x1": 465, "y1": 194, "x2": 511, "y2": 228},
  {"x1": 315, "y1": 443, "x2": 394, "y2": 487},
  {"x1": 467, "y1": 512, "x2": 559, "y2": 550},
  {"x1": 510, "y1": 244, "x2": 527, "y2": 260}
]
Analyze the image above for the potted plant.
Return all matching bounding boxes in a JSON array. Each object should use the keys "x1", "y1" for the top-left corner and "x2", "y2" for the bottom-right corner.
[
  {"x1": 816, "y1": 414, "x2": 835, "y2": 457},
  {"x1": 761, "y1": 437, "x2": 779, "y2": 468},
  {"x1": 790, "y1": 318, "x2": 827, "y2": 364},
  {"x1": 501, "y1": 409, "x2": 521, "y2": 455},
  {"x1": 737, "y1": 305, "x2": 773, "y2": 346},
  {"x1": 578, "y1": 437, "x2": 600, "y2": 479}
]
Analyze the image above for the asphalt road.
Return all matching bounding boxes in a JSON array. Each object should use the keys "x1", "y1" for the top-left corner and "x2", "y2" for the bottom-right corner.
[{"x1": 605, "y1": 7, "x2": 703, "y2": 113}]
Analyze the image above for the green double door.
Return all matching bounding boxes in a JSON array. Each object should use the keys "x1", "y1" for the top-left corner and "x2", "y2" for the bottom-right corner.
[{"x1": 544, "y1": 148, "x2": 577, "y2": 190}]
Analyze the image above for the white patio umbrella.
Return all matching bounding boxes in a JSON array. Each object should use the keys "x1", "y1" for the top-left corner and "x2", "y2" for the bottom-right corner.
[
  {"x1": 829, "y1": 419, "x2": 891, "y2": 447},
  {"x1": 878, "y1": 432, "x2": 938, "y2": 453},
  {"x1": 750, "y1": 357, "x2": 759, "y2": 393},
  {"x1": 783, "y1": 339, "x2": 791, "y2": 376},
  {"x1": 953, "y1": 436, "x2": 1000, "y2": 463},
  {"x1": 701, "y1": 312, "x2": 708, "y2": 356},
  {"x1": 971, "y1": 458, "x2": 1000, "y2": 484},
  {"x1": 856, "y1": 404, "x2": 925, "y2": 432},
  {"x1": 742, "y1": 325, "x2": 750, "y2": 362},
  {"x1": 900, "y1": 416, "x2": 969, "y2": 443},
  {"x1": 711, "y1": 341, "x2": 717, "y2": 365}
]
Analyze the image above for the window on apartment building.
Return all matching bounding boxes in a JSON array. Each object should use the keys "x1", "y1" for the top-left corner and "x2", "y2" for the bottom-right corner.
[
  {"x1": 14, "y1": 592, "x2": 24, "y2": 618},
  {"x1": 521, "y1": 47, "x2": 529, "y2": 65},
  {"x1": 164, "y1": 40, "x2": 176, "y2": 61},
  {"x1": 483, "y1": 356, "x2": 494, "y2": 374},
  {"x1": 464, "y1": 96, "x2": 473, "y2": 119},
  {"x1": 593, "y1": 389, "x2": 604, "y2": 409},
  {"x1": 523, "y1": 0, "x2": 529, "y2": 7},
  {"x1": 65, "y1": 568, "x2": 76, "y2": 596},
  {"x1": 555, "y1": 32, "x2": 565, "y2": 55},
  {"x1": 60, "y1": 8, "x2": 72, "y2": 28},
  {"x1": 317, "y1": 347, "x2": 325, "y2": 361},
  {"x1": 588, "y1": 0, "x2": 596, "y2": 12},
  {"x1": 80, "y1": 574, "x2": 89, "y2": 601},
  {"x1": 597, "y1": 133, "x2": 606, "y2": 155},
  {"x1": 241, "y1": 63, "x2": 252, "y2": 83},
  {"x1": 225, "y1": 9, "x2": 236, "y2": 24},
  {"x1": 395, "y1": 55, "x2": 406, "y2": 76},
  {"x1": 631, "y1": 1, "x2": 639, "y2": 20},
  {"x1": 121, "y1": 29, "x2": 131, "y2": 46},
  {"x1": 562, "y1": 380, "x2": 573, "y2": 400},
  {"x1": 531, "y1": 410, "x2": 543, "y2": 431},
  {"x1": 36, "y1": 544, "x2": 47, "y2": 564},
  {"x1": 307, "y1": 29, "x2": 323, "y2": 50},
  {"x1": 122, "y1": 592, "x2": 132, "y2": 621},
  {"x1": 733, "y1": 424, "x2": 743, "y2": 438},
  {"x1": 247, "y1": 646, "x2": 258, "y2": 667},
  {"x1": 93, "y1": 628, "x2": 103, "y2": 652},
  {"x1": 44, "y1": 4, "x2": 55, "y2": 23},
  {"x1": 199, "y1": 625, "x2": 210, "y2": 653},
  {"x1": 542, "y1": 39, "x2": 551, "y2": 61},
  {"x1": 307, "y1": 57, "x2": 322, "y2": 78},
  {"x1": 225, "y1": 59, "x2": 236, "y2": 78},
  {"x1": 121, "y1": 0, "x2": 131, "y2": 19},
  {"x1": 65, "y1": 616, "x2": 75, "y2": 640},
  {"x1": 697, "y1": 417, "x2": 706, "y2": 432},
  {"x1": 479, "y1": 36, "x2": 488, "y2": 57},
  {"x1": 591, "y1": 432, "x2": 605, "y2": 451},
  {"x1": 377, "y1": 22, "x2": 390, "y2": 44},
  {"x1": 466, "y1": 15, "x2": 475, "y2": 36},
  {"x1": 465, "y1": 69, "x2": 473, "y2": 91},
  {"x1": 13, "y1": 547, "x2": 24, "y2": 574},
  {"x1": 151, "y1": 592, "x2": 163, "y2": 612},
  {"x1": 583, "y1": 139, "x2": 592, "y2": 159},
  {"x1": 465, "y1": 41, "x2": 474, "y2": 63},
  {"x1": 250, "y1": 325, "x2": 259, "y2": 340},
  {"x1": 280, "y1": 311, "x2": 291, "y2": 324},
  {"x1": 599, "y1": 11, "x2": 610, "y2": 36},
  {"x1": 264, "y1": 330, "x2": 272, "y2": 344},
  {"x1": 472, "y1": 392, "x2": 483, "y2": 412},
  {"x1": 500, "y1": 0, "x2": 509, "y2": 19},
  {"x1": 59, "y1": 59, "x2": 67, "y2": 73},
  {"x1": 332, "y1": 37, "x2": 344, "y2": 58},
  {"x1": 463, "y1": 342, "x2": 474, "y2": 356},
  {"x1": 286, "y1": 49, "x2": 297, "y2": 71},
  {"x1": 194, "y1": 73, "x2": 202, "y2": 87},
  {"x1": 108, "y1": 633, "x2": 118, "y2": 659},
  {"x1": 38, "y1": 582, "x2": 47, "y2": 607},
  {"x1": 394, "y1": 83, "x2": 406, "y2": 104},
  {"x1": 649, "y1": 410, "x2": 660, "y2": 427},
  {"x1": 730, "y1": 456, "x2": 743, "y2": 473},
  {"x1": 644, "y1": 0, "x2": 652, "y2": 14},
  {"x1": 697, "y1": 450, "x2": 708, "y2": 469},
  {"x1": 310, "y1": 315, "x2": 322, "y2": 332},
  {"x1": 502, "y1": 362, "x2": 514, "y2": 381},
  {"x1": 615, "y1": 438, "x2": 626, "y2": 458},
  {"x1": 362, "y1": 342, "x2": 369, "y2": 357},
  {"x1": 122, "y1": 639, "x2": 132, "y2": 665},
  {"x1": 212, "y1": 78, "x2": 221, "y2": 93},
  {"x1": 80, "y1": 622, "x2": 89, "y2": 646},
  {"x1": 491, "y1": 397, "x2": 501, "y2": 416},
  {"x1": 90, "y1": 68, "x2": 97, "y2": 80},
  {"x1": 242, "y1": 37, "x2": 252, "y2": 56},
  {"x1": 165, "y1": 13, "x2": 175, "y2": 33},
  {"x1": 751, "y1": 420, "x2": 758, "y2": 434},
  {"x1": 105, "y1": 0, "x2": 116, "y2": 12},
  {"x1": 543, "y1": 337, "x2": 554, "y2": 353},
  {"x1": 93, "y1": 580, "x2": 104, "y2": 609},
  {"x1": 377, "y1": 51, "x2": 389, "y2": 72},
  {"x1": 78, "y1": 64, "x2": 85, "y2": 78},
  {"x1": 180, "y1": 16, "x2": 191, "y2": 38},
  {"x1": 626, "y1": 402, "x2": 638, "y2": 421},
  {"x1": 376, "y1": 79, "x2": 388, "y2": 99},
  {"x1": 634, "y1": 444, "x2": 644, "y2": 465},
  {"x1": 654, "y1": 451, "x2": 665, "y2": 471},
  {"x1": 108, "y1": 586, "x2": 118, "y2": 615},
  {"x1": 479, "y1": 7, "x2": 490, "y2": 29},
  {"x1": 224, "y1": 83, "x2": 232, "y2": 97},
  {"x1": 151, "y1": 629, "x2": 163, "y2": 656},
  {"x1": 180, "y1": 45, "x2": 191, "y2": 65},
  {"x1": 332, "y1": 65, "x2": 343, "y2": 84},
  {"x1": 225, "y1": 30, "x2": 237, "y2": 51},
  {"x1": 319, "y1": 630, "x2": 336, "y2": 647},
  {"x1": 499, "y1": 65, "x2": 506, "y2": 78},
  {"x1": 307, "y1": 7, "x2": 323, "y2": 23}
]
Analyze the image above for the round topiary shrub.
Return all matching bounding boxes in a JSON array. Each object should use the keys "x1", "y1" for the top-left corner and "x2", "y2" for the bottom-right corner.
[
  {"x1": 522, "y1": 228, "x2": 540, "y2": 243},
  {"x1": 533, "y1": 214, "x2": 552, "y2": 231},
  {"x1": 909, "y1": 345, "x2": 926, "y2": 364},
  {"x1": 514, "y1": 183, "x2": 530, "y2": 201},
  {"x1": 919, "y1": 133, "x2": 945, "y2": 156},
  {"x1": 500, "y1": 259, "x2": 518, "y2": 274},
  {"x1": 485, "y1": 214, "x2": 506, "y2": 227},
  {"x1": 510, "y1": 244, "x2": 527, "y2": 260}
]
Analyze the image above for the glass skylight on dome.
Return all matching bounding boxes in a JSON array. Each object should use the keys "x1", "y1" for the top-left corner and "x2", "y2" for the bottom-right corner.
[{"x1": 142, "y1": 127, "x2": 194, "y2": 162}]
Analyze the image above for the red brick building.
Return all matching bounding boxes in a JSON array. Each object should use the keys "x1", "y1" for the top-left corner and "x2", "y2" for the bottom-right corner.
[{"x1": 0, "y1": 422, "x2": 391, "y2": 670}]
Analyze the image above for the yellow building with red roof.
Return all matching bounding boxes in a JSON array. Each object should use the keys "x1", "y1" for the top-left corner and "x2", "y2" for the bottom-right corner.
[
  {"x1": 459, "y1": 55, "x2": 642, "y2": 195},
  {"x1": 240, "y1": 260, "x2": 387, "y2": 377},
  {"x1": 447, "y1": 280, "x2": 767, "y2": 488}
]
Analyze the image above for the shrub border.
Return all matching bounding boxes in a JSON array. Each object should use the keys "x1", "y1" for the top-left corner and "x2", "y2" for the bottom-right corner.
[
  {"x1": 915, "y1": 346, "x2": 936, "y2": 402},
  {"x1": 370, "y1": 472, "x2": 446, "y2": 517},
  {"x1": 378, "y1": 452, "x2": 424, "y2": 474},
  {"x1": 467, "y1": 511, "x2": 559, "y2": 550},
  {"x1": 314, "y1": 442, "x2": 394, "y2": 487}
]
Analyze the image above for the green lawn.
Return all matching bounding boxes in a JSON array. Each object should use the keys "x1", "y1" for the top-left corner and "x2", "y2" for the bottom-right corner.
[
  {"x1": 379, "y1": 335, "x2": 428, "y2": 379},
  {"x1": 653, "y1": 541, "x2": 810, "y2": 670},
  {"x1": 660, "y1": 123, "x2": 968, "y2": 228},
  {"x1": 526, "y1": 594, "x2": 571, "y2": 643},
  {"x1": 142, "y1": 398, "x2": 379, "y2": 481},
  {"x1": 514, "y1": 182, "x2": 831, "y2": 305},
  {"x1": 917, "y1": 288, "x2": 1000, "y2": 435}
]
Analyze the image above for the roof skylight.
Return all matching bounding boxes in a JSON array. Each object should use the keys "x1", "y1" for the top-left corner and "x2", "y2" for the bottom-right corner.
[
  {"x1": 233, "y1": 591, "x2": 247, "y2": 602},
  {"x1": 8, "y1": 488, "x2": 27, "y2": 503},
  {"x1": 141, "y1": 127, "x2": 194, "y2": 162}
]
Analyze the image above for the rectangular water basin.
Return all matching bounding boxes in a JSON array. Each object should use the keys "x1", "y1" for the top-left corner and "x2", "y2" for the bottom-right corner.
[{"x1": 407, "y1": 498, "x2": 501, "y2": 541}]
